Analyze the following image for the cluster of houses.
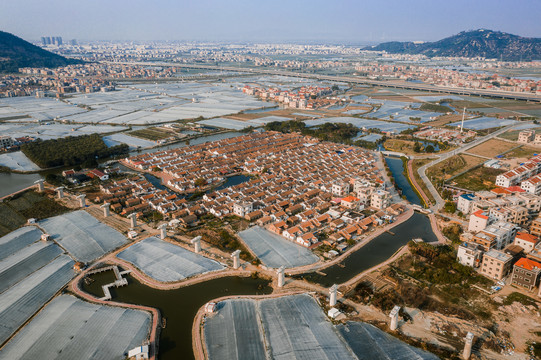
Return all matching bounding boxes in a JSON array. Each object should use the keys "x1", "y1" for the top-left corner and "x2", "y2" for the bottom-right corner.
[
  {"x1": 242, "y1": 85, "x2": 335, "y2": 109},
  {"x1": 96, "y1": 176, "x2": 197, "y2": 228},
  {"x1": 62, "y1": 168, "x2": 110, "y2": 184},
  {"x1": 117, "y1": 132, "x2": 404, "y2": 252},
  {"x1": 413, "y1": 127, "x2": 476, "y2": 144},
  {"x1": 494, "y1": 154, "x2": 541, "y2": 189},
  {"x1": 517, "y1": 130, "x2": 541, "y2": 147},
  {"x1": 456, "y1": 183, "x2": 541, "y2": 295}
]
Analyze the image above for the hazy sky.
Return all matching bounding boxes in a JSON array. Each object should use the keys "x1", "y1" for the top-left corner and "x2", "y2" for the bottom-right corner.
[{"x1": 3, "y1": 0, "x2": 541, "y2": 43}]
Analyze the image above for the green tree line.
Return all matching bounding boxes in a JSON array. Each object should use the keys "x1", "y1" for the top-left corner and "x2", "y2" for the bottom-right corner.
[{"x1": 21, "y1": 134, "x2": 129, "y2": 168}]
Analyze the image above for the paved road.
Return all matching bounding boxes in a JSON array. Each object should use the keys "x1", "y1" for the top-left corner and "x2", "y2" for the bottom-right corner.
[{"x1": 415, "y1": 123, "x2": 526, "y2": 211}]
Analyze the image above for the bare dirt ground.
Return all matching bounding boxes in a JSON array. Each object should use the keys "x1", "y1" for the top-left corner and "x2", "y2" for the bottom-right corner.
[{"x1": 468, "y1": 138, "x2": 518, "y2": 158}]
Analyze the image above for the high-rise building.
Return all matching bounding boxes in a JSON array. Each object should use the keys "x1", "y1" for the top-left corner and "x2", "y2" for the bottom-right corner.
[
  {"x1": 69, "y1": 39, "x2": 77, "y2": 46},
  {"x1": 41, "y1": 37, "x2": 47, "y2": 45},
  {"x1": 55, "y1": 36, "x2": 62, "y2": 45}
]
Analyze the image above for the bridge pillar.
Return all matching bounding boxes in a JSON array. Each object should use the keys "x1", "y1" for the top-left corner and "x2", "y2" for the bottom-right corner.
[
  {"x1": 231, "y1": 250, "x2": 241, "y2": 269},
  {"x1": 158, "y1": 224, "x2": 167, "y2": 240},
  {"x1": 191, "y1": 236, "x2": 202, "y2": 253},
  {"x1": 277, "y1": 266, "x2": 285, "y2": 288},
  {"x1": 101, "y1": 203, "x2": 110, "y2": 217},
  {"x1": 127, "y1": 213, "x2": 137, "y2": 228},
  {"x1": 463, "y1": 332, "x2": 474, "y2": 359},
  {"x1": 55, "y1": 187, "x2": 65, "y2": 199},
  {"x1": 76, "y1": 194, "x2": 86, "y2": 208},
  {"x1": 389, "y1": 305, "x2": 400, "y2": 331},
  {"x1": 329, "y1": 284, "x2": 338, "y2": 306},
  {"x1": 35, "y1": 179, "x2": 44, "y2": 192}
]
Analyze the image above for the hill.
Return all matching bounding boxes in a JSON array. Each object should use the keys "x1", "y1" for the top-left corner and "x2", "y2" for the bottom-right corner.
[
  {"x1": 365, "y1": 29, "x2": 541, "y2": 60},
  {"x1": 0, "y1": 30, "x2": 83, "y2": 73}
]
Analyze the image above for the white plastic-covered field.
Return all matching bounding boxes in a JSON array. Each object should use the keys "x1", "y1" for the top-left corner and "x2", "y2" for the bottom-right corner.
[
  {"x1": 0, "y1": 295, "x2": 151, "y2": 360},
  {"x1": 204, "y1": 294, "x2": 439, "y2": 360},
  {"x1": 238, "y1": 226, "x2": 318, "y2": 269},
  {"x1": 0, "y1": 253, "x2": 74, "y2": 345},
  {"x1": 102, "y1": 133, "x2": 156, "y2": 149},
  {"x1": 0, "y1": 151, "x2": 41, "y2": 171},
  {"x1": 0, "y1": 227, "x2": 43, "y2": 261},
  {"x1": 0, "y1": 123, "x2": 128, "y2": 141},
  {"x1": 116, "y1": 236, "x2": 224, "y2": 282},
  {"x1": 39, "y1": 210, "x2": 128, "y2": 263}
]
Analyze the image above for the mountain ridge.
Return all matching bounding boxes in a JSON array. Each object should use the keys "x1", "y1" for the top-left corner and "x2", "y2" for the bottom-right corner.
[
  {"x1": 365, "y1": 29, "x2": 541, "y2": 60},
  {"x1": 0, "y1": 30, "x2": 83, "y2": 73}
]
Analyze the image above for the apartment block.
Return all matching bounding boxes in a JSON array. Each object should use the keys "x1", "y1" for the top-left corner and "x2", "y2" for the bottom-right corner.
[
  {"x1": 511, "y1": 257, "x2": 541, "y2": 291},
  {"x1": 480, "y1": 249, "x2": 513, "y2": 280}
]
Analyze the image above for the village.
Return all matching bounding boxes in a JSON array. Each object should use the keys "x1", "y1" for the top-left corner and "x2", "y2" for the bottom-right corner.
[{"x1": 96, "y1": 131, "x2": 406, "y2": 255}]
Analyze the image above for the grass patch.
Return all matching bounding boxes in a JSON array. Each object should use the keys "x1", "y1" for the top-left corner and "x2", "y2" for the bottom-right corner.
[
  {"x1": 0, "y1": 190, "x2": 70, "y2": 237},
  {"x1": 129, "y1": 127, "x2": 173, "y2": 141},
  {"x1": 503, "y1": 292, "x2": 539, "y2": 308},
  {"x1": 506, "y1": 145, "x2": 539, "y2": 159},
  {"x1": 452, "y1": 166, "x2": 505, "y2": 191},
  {"x1": 427, "y1": 154, "x2": 484, "y2": 182}
]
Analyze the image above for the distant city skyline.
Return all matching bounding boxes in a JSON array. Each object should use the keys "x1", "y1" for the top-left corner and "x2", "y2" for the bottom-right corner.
[{"x1": 3, "y1": 0, "x2": 541, "y2": 43}]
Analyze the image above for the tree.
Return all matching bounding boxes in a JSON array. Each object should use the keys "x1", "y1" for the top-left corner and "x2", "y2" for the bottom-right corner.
[
  {"x1": 194, "y1": 178, "x2": 207, "y2": 187},
  {"x1": 444, "y1": 201, "x2": 457, "y2": 214},
  {"x1": 425, "y1": 144, "x2": 435, "y2": 153},
  {"x1": 413, "y1": 142, "x2": 421, "y2": 153}
]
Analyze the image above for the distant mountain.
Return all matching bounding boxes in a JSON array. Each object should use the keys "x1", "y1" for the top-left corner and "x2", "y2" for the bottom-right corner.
[
  {"x1": 365, "y1": 29, "x2": 541, "y2": 60},
  {"x1": 0, "y1": 30, "x2": 83, "y2": 73}
]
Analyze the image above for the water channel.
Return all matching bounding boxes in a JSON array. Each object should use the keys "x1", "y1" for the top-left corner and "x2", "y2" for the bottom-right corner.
[
  {"x1": 384, "y1": 156, "x2": 422, "y2": 206},
  {"x1": 2, "y1": 131, "x2": 440, "y2": 358},
  {"x1": 82, "y1": 273, "x2": 272, "y2": 360},
  {"x1": 295, "y1": 212, "x2": 437, "y2": 287}
]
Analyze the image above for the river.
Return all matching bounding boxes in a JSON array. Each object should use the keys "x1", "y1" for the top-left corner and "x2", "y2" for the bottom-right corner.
[{"x1": 82, "y1": 273, "x2": 272, "y2": 360}]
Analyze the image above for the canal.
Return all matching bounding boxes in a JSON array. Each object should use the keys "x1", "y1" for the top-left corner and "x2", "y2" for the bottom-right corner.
[
  {"x1": 295, "y1": 212, "x2": 437, "y2": 287},
  {"x1": 384, "y1": 156, "x2": 422, "y2": 206},
  {"x1": 82, "y1": 273, "x2": 272, "y2": 360}
]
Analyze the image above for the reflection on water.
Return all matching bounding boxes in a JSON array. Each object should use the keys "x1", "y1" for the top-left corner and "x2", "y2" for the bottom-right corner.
[{"x1": 82, "y1": 273, "x2": 272, "y2": 360}]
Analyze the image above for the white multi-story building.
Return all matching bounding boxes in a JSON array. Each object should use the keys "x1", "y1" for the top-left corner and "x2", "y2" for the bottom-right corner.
[
  {"x1": 370, "y1": 190, "x2": 391, "y2": 210},
  {"x1": 483, "y1": 221, "x2": 518, "y2": 250},
  {"x1": 514, "y1": 232, "x2": 539, "y2": 253},
  {"x1": 521, "y1": 174, "x2": 541, "y2": 195},
  {"x1": 233, "y1": 202, "x2": 253, "y2": 218},
  {"x1": 457, "y1": 193, "x2": 476, "y2": 214},
  {"x1": 0, "y1": 136, "x2": 14, "y2": 150},
  {"x1": 468, "y1": 210, "x2": 491, "y2": 232},
  {"x1": 457, "y1": 242, "x2": 484, "y2": 267}
]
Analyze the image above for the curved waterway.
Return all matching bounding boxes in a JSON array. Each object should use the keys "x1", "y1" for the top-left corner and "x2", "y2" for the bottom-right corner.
[
  {"x1": 384, "y1": 156, "x2": 422, "y2": 206},
  {"x1": 82, "y1": 274, "x2": 271, "y2": 360},
  {"x1": 295, "y1": 212, "x2": 438, "y2": 287}
]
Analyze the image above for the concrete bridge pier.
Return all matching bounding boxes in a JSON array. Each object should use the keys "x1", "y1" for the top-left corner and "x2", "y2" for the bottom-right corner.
[
  {"x1": 191, "y1": 236, "x2": 202, "y2": 253},
  {"x1": 55, "y1": 186, "x2": 65, "y2": 199},
  {"x1": 101, "y1": 203, "x2": 110, "y2": 217},
  {"x1": 35, "y1": 179, "x2": 44, "y2": 192},
  {"x1": 463, "y1": 332, "x2": 474, "y2": 359},
  {"x1": 277, "y1": 266, "x2": 285, "y2": 287},
  {"x1": 389, "y1": 305, "x2": 401, "y2": 331},
  {"x1": 127, "y1": 213, "x2": 137, "y2": 228},
  {"x1": 231, "y1": 250, "x2": 241, "y2": 269},
  {"x1": 158, "y1": 224, "x2": 167, "y2": 240},
  {"x1": 77, "y1": 194, "x2": 86, "y2": 208},
  {"x1": 329, "y1": 284, "x2": 338, "y2": 306}
]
